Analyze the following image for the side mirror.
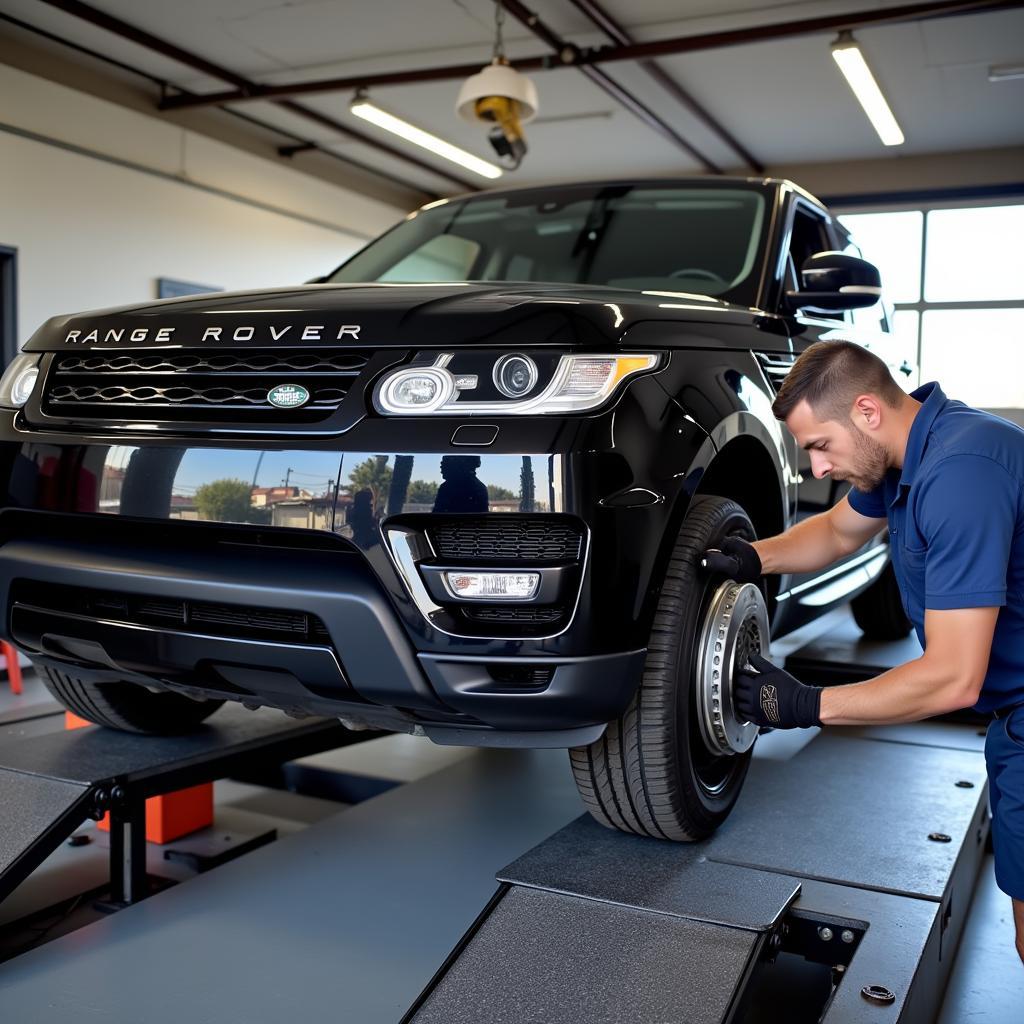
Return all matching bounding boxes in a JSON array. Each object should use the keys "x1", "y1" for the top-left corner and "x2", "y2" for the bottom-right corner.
[{"x1": 787, "y1": 252, "x2": 881, "y2": 313}]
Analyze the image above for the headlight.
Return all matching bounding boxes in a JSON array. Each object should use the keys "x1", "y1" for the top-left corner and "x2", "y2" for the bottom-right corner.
[
  {"x1": 0, "y1": 353, "x2": 42, "y2": 409},
  {"x1": 373, "y1": 353, "x2": 659, "y2": 416},
  {"x1": 377, "y1": 366, "x2": 454, "y2": 414},
  {"x1": 493, "y1": 354, "x2": 538, "y2": 399}
]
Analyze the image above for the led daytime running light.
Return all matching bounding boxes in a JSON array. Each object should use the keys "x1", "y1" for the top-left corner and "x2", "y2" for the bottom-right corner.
[
  {"x1": 0, "y1": 353, "x2": 42, "y2": 409},
  {"x1": 373, "y1": 353, "x2": 658, "y2": 416}
]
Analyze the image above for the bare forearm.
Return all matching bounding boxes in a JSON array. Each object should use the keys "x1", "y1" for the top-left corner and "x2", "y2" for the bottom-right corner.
[
  {"x1": 753, "y1": 512, "x2": 852, "y2": 575},
  {"x1": 819, "y1": 656, "x2": 980, "y2": 725}
]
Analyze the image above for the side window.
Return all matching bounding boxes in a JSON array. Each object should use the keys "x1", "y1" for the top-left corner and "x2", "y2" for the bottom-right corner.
[
  {"x1": 788, "y1": 207, "x2": 830, "y2": 274},
  {"x1": 788, "y1": 206, "x2": 842, "y2": 321},
  {"x1": 378, "y1": 235, "x2": 481, "y2": 282}
]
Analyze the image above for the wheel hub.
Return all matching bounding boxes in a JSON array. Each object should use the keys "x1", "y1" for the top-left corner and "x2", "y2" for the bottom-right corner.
[{"x1": 696, "y1": 581, "x2": 769, "y2": 756}]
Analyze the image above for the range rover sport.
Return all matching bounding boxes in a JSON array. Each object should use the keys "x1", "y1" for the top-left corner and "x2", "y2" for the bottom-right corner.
[{"x1": 0, "y1": 178, "x2": 914, "y2": 840}]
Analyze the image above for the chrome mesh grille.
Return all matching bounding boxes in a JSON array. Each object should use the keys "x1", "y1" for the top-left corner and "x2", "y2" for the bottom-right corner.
[{"x1": 42, "y1": 349, "x2": 370, "y2": 423}]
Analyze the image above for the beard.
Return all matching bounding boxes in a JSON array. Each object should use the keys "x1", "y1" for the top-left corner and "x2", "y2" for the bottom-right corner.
[{"x1": 841, "y1": 427, "x2": 891, "y2": 492}]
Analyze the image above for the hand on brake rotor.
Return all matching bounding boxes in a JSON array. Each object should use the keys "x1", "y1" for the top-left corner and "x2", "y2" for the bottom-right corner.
[
  {"x1": 701, "y1": 536, "x2": 762, "y2": 582},
  {"x1": 734, "y1": 654, "x2": 822, "y2": 730}
]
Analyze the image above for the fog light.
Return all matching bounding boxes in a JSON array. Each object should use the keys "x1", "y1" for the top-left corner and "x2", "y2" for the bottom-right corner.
[{"x1": 444, "y1": 571, "x2": 540, "y2": 601}]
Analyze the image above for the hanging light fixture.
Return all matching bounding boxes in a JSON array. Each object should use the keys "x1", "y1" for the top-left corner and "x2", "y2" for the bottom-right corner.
[
  {"x1": 830, "y1": 31, "x2": 904, "y2": 147},
  {"x1": 455, "y1": 1, "x2": 539, "y2": 169}
]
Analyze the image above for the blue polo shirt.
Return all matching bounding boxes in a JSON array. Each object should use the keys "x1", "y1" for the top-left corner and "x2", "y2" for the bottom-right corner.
[{"x1": 848, "y1": 382, "x2": 1024, "y2": 713}]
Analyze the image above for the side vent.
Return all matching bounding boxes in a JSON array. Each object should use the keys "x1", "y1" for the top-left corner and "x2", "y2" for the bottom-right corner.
[{"x1": 755, "y1": 352, "x2": 796, "y2": 392}]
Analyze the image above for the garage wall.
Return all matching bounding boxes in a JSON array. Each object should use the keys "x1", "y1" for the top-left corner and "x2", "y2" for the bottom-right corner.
[{"x1": 0, "y1": 63, "x2": 408, "y2": 348}]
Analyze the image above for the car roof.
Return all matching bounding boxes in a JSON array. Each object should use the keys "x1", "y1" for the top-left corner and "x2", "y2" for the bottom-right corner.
[{"x1": 417, "y1": 176, "x2": 827, "y2": 213}]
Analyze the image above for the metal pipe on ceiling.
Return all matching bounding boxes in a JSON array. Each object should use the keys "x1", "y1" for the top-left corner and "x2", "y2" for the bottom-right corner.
[
  {"x1": 498, "y1": 0, "x2": 723, "y2": 173},
  {"x1": 565, "y1": 0, "x2": 763, "y2": 173},
  {"x1": 0, "y1": 11, "x2": 438, "y2": 202},
  {"x1": 585, "y1": 0, "x2": 1020, "y2": 63},
  {"x1": 34, "y1": 0, "x2": 479, "y2": 192},
  {"x1": 155, "y1": 0, "x2": 1022, "y2": 111}
]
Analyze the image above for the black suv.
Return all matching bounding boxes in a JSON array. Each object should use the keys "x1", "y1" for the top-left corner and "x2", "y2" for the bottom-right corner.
[{"x1": 0, "y1": 179, "x2": 913, "y2": 840}]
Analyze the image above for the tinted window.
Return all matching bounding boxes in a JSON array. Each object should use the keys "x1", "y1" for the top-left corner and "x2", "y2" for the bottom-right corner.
[{"x1": 330, "y1": 185, "x2": 768, "y2": 303}]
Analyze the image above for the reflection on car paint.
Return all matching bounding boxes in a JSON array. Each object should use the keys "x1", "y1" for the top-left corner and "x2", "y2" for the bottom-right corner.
[
  {"x1": 333, "y1": 453, "x2": 555, "y2": 543},
  {"x1": 15, "y1": 443, "x2": 554, "y2": 533}
]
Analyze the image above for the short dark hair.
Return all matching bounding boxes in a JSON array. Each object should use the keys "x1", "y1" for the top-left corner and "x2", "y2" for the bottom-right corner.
[{"x1": 771, "y1": 340, "x2": 904, "y2": 422}]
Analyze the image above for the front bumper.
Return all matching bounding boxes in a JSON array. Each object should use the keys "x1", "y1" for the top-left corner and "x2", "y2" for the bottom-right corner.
[
  {"x1": 0, "y1": 374, "x2": 700, "y2": 742},
  {"x1": 0, "y1": 525, "x2": 643, "y2": 743}
]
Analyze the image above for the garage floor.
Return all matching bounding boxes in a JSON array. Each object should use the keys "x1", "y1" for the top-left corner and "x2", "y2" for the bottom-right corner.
[{"x1": 0, "y1": 612, "x2": 1021, "y2": 1019}]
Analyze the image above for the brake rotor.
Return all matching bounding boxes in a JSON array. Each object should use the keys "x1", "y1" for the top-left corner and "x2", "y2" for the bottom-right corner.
[{"x1": 695, "y1": 580, "x2": 769, "y2": 756}]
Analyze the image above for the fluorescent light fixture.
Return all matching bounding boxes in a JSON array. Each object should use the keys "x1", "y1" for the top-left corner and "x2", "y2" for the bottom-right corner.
[
  {"x1": 830, "y1": 32, "x2": 904, "y2": 147},
  {"x1": 988, "y1": 63, "x2": 1024, "y2": 82},
  {"x1": 350, "y1": 98, "x2": 503, "y2": 180}
]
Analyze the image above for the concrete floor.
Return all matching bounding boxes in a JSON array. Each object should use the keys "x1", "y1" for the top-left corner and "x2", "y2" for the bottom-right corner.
[{"x1": 2, "y1": 647, "x2": 1022, "y2": 1017}]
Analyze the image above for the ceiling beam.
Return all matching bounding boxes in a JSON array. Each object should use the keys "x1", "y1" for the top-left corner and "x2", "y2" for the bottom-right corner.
[
  {"x1": 0, "y1": 10, "x2": 433, "y2": 204},
  {"x1": 35, "y1": 0, "x2": 479, "y2": 192},
  {"x1": 499, "y1": 0, "x2": 723, "y2": 173},
  {"x1": 566, "y1": 0, "x2": 763, "y2": 172},
  {"x1": 154, "y1": 0, "x2": 1023, "y2": 111}
]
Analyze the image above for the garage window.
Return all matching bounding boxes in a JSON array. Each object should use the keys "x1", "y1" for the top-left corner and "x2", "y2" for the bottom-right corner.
[{"x1": 840, "y1": 202, "x2": 1024, "y2": 416}]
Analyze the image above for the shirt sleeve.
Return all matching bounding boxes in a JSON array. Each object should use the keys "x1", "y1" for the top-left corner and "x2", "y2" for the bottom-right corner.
[
  {"x1": 916, "y1": 454, "x2": 1018, "y2": 610},
  {"x1": 847, "y1": 483, "x2": 887, "y2": 519}
]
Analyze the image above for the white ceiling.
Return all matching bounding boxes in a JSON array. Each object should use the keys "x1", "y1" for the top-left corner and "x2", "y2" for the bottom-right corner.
[{"x1": 5, "y1": 0, "x2": 1024, "y2": 194}]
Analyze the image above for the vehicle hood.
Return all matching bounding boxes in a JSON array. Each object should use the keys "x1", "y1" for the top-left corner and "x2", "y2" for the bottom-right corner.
[{"x1": 25, "y1": 282, "x2": 762, "y2": 352}]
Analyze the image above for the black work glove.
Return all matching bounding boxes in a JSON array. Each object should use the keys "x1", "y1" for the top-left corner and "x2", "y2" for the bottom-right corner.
[
  {"x1": 734, "y1": 654, "x2": 822, "y2": 729},
  {"x1": 701, "y1": 536, "x2": 762, "y2": 583}
]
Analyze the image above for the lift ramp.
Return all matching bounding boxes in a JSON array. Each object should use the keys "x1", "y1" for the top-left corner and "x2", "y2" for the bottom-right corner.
[
  {"x1": 408, "y1": 731, "x2": 989, "y2": 1024},
  {"x1": 0, "y1": 703, "x2": 362, "y2": 906},
  {"x1": 0, "y1": 725, "x2": 990, "y2": 1023}
]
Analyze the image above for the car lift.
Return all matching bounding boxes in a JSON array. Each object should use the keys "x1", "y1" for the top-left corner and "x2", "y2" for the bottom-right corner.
[
  {"x1": 0, "y1": 702, "x2": 367, "y2": 908},
  {"x1": 0, "y1": 635, "x2": 992, "y2": 1023}
]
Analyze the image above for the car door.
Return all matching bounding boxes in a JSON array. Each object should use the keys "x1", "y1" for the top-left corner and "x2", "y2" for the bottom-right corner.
[{"x1": 769, "y1": 198, "x2": 889, "y2": 629}]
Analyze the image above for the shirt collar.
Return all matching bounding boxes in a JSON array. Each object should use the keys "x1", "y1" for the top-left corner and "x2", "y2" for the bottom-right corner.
[{"x1": 893, "y1": 381, "x2": 947, "y2": 500}]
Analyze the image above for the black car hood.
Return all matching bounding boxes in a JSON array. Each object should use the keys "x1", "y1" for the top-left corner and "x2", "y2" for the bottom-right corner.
[{"x1": 25, "y1": 282, "x2": 761, "y2": 352}]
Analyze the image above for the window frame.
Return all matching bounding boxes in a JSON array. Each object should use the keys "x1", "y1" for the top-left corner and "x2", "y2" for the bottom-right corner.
[{"x1": 834, "y1": 195, "x2": 1024, "y2": 408}]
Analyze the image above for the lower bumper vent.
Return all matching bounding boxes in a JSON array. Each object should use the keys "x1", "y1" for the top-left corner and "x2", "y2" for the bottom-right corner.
[
  {"x1": 11, "y1": 581, "x2": 332, "y2": 646},
  {"x1": 462, "y1": 605, "x2": 566, "y2": 624}
]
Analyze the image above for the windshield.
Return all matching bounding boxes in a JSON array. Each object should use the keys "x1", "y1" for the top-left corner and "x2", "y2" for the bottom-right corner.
[{"x1": 328, "y1": 184, "x2": 768, "y2": 302}]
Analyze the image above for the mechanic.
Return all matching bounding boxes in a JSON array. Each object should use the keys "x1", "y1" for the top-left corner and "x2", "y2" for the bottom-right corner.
[{"x1": 702, "y1": 339, "x2": 1024, "y2": 965}]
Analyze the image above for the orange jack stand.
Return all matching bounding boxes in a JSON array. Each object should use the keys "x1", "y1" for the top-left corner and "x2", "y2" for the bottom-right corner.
[
  {"x1": 64, "y1": 714, "x2": 214, "y2": 843},
  {"x1": 1, "y1": 640, "x2": 22, "y2": 695}
]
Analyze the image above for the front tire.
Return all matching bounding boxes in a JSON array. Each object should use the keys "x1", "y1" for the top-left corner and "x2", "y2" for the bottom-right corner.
[
  {"x1": 39, "y1": 664, "x2": 224, "y2": 734},
  {"x1": 570, "y1": 496, "x2": 759, "y2": 841}
]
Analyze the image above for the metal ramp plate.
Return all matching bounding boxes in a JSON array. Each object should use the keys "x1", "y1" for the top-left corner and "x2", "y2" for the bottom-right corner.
[
  {"x1": 411, "y1": 885, "x2": 760, "y2": 1024},
  {"x1": 0, "y1": 703, "x2": 347, "y2": 787},
  {"x1": 0, "y1": 771, "x2": 91, "y2": 902},
  {"x1": 499, "y1": 813, "x2": 800, "y2": 932},
  {"x1": 704, "y1": 732, "x2": 988, "y2": 900},
  {"x1": 410, "y1": 815, "x2": 800, "y2": 1022}
]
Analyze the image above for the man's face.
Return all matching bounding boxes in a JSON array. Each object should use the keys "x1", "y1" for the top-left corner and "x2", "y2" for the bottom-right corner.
[{"x1": 785, "y1": 398, "x2": 891, "y2": 492}]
